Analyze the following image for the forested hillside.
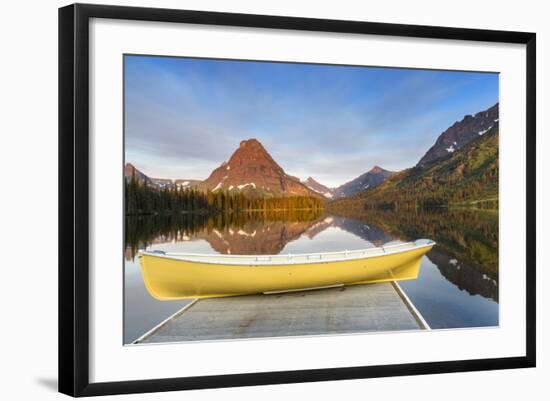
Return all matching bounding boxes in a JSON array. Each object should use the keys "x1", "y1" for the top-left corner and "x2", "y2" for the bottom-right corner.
[{"x1": 328, "y1": 125, "x2": 498, "y2": 212}]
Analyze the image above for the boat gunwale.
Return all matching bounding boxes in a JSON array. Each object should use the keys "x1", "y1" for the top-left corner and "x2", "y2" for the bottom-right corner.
[{"x1": 138, "y1": 240, "x2": 436, "y2": 267}]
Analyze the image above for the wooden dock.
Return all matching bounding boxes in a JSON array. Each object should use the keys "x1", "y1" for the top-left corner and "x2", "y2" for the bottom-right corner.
[{"x1": 134, "y1": 282, "x2": 429, "y2": 344}]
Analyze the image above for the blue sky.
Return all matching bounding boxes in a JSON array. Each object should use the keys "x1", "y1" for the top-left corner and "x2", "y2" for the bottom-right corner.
[{"x1": 124, "y1": 55, "x2": 498, "y2": 187}]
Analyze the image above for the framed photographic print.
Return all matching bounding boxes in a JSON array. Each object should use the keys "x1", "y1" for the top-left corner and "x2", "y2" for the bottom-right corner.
[{"x1": 58, "y1": 3, "x2": 536, "y2": 397}]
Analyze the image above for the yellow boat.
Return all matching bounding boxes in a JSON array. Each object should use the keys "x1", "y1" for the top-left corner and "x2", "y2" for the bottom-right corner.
[{"x1": 138, "y1": 239, "x2": 435, "y2": 300}]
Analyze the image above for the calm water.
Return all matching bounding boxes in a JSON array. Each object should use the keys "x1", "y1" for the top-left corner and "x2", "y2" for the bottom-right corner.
[{"x1": 124, "y1": 209, "x2": 499, "y2": 344}]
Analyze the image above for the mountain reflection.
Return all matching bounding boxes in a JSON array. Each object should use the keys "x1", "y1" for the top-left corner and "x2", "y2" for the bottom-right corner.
[
  {"x1": 426, "y1": 249, "x2": 498, "y2": 302},
  {"x1": 125, "y1": 209, "x2": 323, "y2": 259},
  {"x1": 125, "y1": 207, "x2": 498, "y2": 303},
  {"x1": 327, "y1": 216, "x2": 394, "y2": 246},
  {"x1": 332, "y1": 208, "x2": 498, "y2": 278},
  {"x1": 200, "y1": 218, "x2": 324, "y2": 255},
  {"x1": 326, "y1": 208, "x2": 498, "y2": 302}
]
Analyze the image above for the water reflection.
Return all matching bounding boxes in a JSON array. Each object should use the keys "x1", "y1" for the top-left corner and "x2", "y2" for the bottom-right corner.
[
  {"x1": 125, "y1": 209, "x2": 323, "y2": 259},
  {"x1": 426, "y1": 250, "x2": 498, "y2": 302},
  {"x1": 124, "y1": 207, "x2": 498, "y2": 339},
  {"x1": 345, "y1": 208, "x2": 499, "y2": 278}
]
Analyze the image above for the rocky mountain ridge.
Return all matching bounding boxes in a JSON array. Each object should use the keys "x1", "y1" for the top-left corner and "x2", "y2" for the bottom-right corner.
[
  {"x1": 124, "y1": 163, "x2": 199, "y2": 190},
  {"x1": 333, "y1": 166, "x2": 395, "y2": 198},
  {"x1": 417, "y1": 103, "x2": 499, "y2": 167},
  {"x1": 302, "y1": 177, "x2": 334, "y2": 199}
]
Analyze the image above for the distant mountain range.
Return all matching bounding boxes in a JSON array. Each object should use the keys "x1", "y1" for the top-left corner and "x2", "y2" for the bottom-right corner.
[
  {"x1": 124, "y1": 163, "x2": 200, "y2": 190},
  {"x1": 302, "y1": 168, "x2": 397, "y2": 200},
  {"x1": 332, "y1": 166, "x2": 395, "y2": 199},
  {"x1": 328, "y1": 103, "x2": 499, "y2": 210},
  {"x1": 125, "y1": 102, "x2": 498, "y2": 206},
  {"x1": 125, "y1": 142, "x2": 393, "y2": 200},
  {"x1": 125, "y1": 139, "x2": 321, "y2": 198},
  {"x1": 302, "y1": 177, "x2": 334, "y2": 199}
]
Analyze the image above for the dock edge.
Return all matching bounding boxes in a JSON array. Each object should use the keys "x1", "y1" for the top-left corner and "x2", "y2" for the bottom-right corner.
[
  {"x1": 131, "y1": 299, "x2": 199, "y2": 344},
  {"x1": 391, "y1": 281, "x2": 431, "y2": 330}
]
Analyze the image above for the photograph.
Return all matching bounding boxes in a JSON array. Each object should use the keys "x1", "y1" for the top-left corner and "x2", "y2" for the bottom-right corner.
[{"x1": 123, "y1": 54, "x2": 499, "y2": 345}]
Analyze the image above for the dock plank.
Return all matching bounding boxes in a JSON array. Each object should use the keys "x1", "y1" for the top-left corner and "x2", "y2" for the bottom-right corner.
[{"x1": 137, "y1": 282, "x2": 423, "y2": 343}]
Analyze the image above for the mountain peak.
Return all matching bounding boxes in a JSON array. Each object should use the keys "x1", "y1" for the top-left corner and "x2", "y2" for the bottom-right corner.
[
  {"x1": 329, "y1": 114, "x2": 499, "y2": 210},
  {"x1": 235, "y1": 139, "x2": 270, "y2": 157},
  {"x1": 417, "y1": 103, "x2": 499, "y2": 167},
  {"x1": 124, "y1": 162, "x2": 144, "y2": 181},
  {"x1": 370, "y1": 165, "x2": 384, "y2": 173},
  {"x1": 239, "y1": 138, "x2": 263, "y2": 149},
  {"x1": 302, "y1": 177, "x2": 334, "y2": 199},
  {"x1": 227, "y1": 138, "x2": 280, "y2": 172},
  {"x1": 200, "y1": 140, "x2": 320, "y2": 197},
  {"x1": 333, "y1": 167, "x2": 395, "y2": 198}
]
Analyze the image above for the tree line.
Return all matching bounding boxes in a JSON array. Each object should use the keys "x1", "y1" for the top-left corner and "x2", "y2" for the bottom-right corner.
[{"x1": 125, "y1": 176, "x2": 324, "y2": 215}]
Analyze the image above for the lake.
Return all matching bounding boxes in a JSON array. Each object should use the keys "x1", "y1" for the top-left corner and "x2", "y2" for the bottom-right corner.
[{"x1": 124, "y1": 208, "x2": 498, "y2": 344}]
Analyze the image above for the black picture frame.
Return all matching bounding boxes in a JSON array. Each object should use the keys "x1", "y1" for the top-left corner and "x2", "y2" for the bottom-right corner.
[{"x1": 59, "y1": 3, "x2": 536, "y2": 397}]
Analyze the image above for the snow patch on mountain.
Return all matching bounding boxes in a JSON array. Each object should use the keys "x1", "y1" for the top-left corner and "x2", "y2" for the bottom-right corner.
[
  {"x1": 305, "y1": 184, "x2": 333, "y2": 198},
  {"x1": 237, "y1": 183, "x2": 256, "y2": 190},
  {"x1": 478, "y1": 125, "x2": 493, "y2": 136},
  {"x1": 237, "y1": 229, "x2": 256, "y2": 237}
]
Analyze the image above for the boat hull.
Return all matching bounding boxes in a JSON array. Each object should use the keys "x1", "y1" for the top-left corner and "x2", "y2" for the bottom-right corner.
[{"x1": 139, "y1": 245, "x2": 433, "y2": 300}]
